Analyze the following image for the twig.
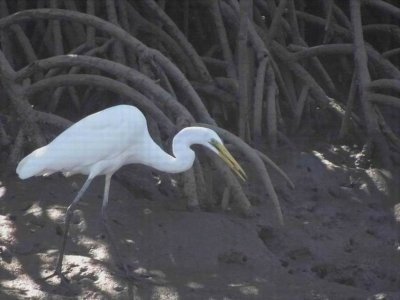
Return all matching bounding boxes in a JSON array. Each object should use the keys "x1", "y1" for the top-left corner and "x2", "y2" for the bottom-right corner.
[
  {"x1": 368, "y1": 78, "x2": 400, "y2": 92},
  {"x1": 383, "y1": 48, "x2": 400, "y2": 59},
  {"x1": 367, "y1": 93, "x2": 400, "y2": 109},
  {"x1": 271, "y1": 42, "x2": 331, "y2": 107},
  {"x1": 62, "y1": 0, "x2": 86, "y2": 43},
  {"x1": 86, "y1": 0, "x2": 96, "y2": 47},
  {"x1": 49, "y1": 0, "x2": 64, "y2": 55},
  {"x1": 333, "y1": 3, "x2": 351, "y2": 29},
  {"x1": 116, "y1": 0, "x2": 130, "y2": 31},
  {"x1": 237, "y1": 0, "x2": 251, "y2": 139},
  {"x1": 106, "y1": 0, "x2": 126, "y2": 66},
  {"x1": 351, "y1": 0, "x2": 390, "y2": 168},
  {"x1": 339, "y1": 73, "x2": 357, "y2": 139},
  {"x1": 141, "y1": 0, "x2": 212, "y2": 82},
  {"x1": 124, "y1": 1, "x2": 193, "y2": 76},
  {"x1": 322, "y1": 0, "x2": 335, "y2": 44},
  {"x1": 208, "y1": 0, "x2": 237, "y2": 78},
  {"x1": 286, "y1": 0, "x2": 302, "y2": 44},
  {"x1": 0, "y1": 0, "x2": 37, "y2": 64},
  {"x1": 183, "y1": 0, "x2": 189, "y2": 38},
  {"x1": 191, "y1": 81, "x2": 236, "y2": 104},
  {"x1": 295, "y1": 10, "x2": 350, "y2": 40},
  {"x1": 151, "y1": 61, "x2": 177, "y2": 99},
  {"x1": 290, "y1": 43, "x2": 400, "y2": 79},
  {"x1": 266, "y1": 0, "x2": 288, "y2": 45},
  {"x1": 362, "y1": 0, "x2": 400, "y2": 20},
  {"x1": 9, "y1": 129, "x2": 25, "y2": 164},
  {"x1": 193, "y1": 159, "x2": 207, "y2": 208},
  {"x1": 252, "y1": 55, "x2": 268, "y2": 145},
  {"x1": 32, "y1": 110, "x2": 73, "y2": 128},
  {"x1": 182, "y1": 168, "x2": 199, "y2": 210},
  {"x1": 265, "y1": 66, "x2": 278, "y2": 150},
  {"x1": 221, "y1": 186, "x2": 231, "y2": 211},
  {"x1": 374, "y1": 108, "x2": 400, "y2": 151},
  {"x1": 292, "y1": 84, "x2": 309, "y2": 133}
]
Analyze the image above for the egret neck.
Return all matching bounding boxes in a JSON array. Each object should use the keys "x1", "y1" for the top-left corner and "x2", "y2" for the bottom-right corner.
[{"x1": 138, "y1": 127, "x2": 199, "y2": 174}]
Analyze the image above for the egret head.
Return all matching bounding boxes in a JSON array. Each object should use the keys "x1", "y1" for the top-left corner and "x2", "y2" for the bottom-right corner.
[
  {"x1": 175, "y1": 127, "x2": 247, "y2": 181},
  {"x1": 203, "y1": 130, "x2": 247, "y2": 182}
]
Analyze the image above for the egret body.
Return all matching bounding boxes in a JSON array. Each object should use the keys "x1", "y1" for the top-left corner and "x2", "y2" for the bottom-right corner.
[{"x1": 16, "y1": 105, "x2": 246, "y2": 281}]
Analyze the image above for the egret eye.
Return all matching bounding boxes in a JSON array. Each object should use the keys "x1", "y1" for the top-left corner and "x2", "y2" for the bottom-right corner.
[{"x1": 209, "y1": 138, "x2": 219, "y2": 147}]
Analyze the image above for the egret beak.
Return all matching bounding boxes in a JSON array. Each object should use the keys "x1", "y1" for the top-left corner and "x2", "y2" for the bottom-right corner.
[{"x1": 212, "y1": 141, "x2": 247, "y2": 181}]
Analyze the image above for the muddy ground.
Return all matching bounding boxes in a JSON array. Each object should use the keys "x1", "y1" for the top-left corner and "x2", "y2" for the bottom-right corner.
[{"x1": 0, "y1": 141, "x2": 399, "y2": 299}]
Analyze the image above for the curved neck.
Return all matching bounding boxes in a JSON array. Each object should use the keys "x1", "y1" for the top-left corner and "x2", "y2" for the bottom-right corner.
[{"x1": 144, "y1": 128, "x2": 196, "y2": 174}]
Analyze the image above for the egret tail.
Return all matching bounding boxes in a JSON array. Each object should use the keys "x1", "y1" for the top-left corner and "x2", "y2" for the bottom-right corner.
[{"x1": 16, "y1": 146, "x2": 53, "y2": 179}]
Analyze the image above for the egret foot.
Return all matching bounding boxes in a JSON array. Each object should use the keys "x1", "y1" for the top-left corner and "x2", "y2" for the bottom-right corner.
[
  {"x1": 44, "y1": 267, "x2": 70, "y2": 285},
  {"x1": 118, "y1": 270, "x2": 153, "y2": 282},
  {"x1": 100, "y1": 221, "x2": 153, "y2": 283},
  {"x1": 43, "y1": 177, "x2": 94, "y2": 286},
  {"x1": 100, "y1": 213, "x2": 132, "y2": 278}
]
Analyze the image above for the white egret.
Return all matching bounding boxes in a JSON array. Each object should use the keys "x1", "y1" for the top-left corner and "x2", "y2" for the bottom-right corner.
[{"x1": 16, "y1": 104, "x2": 246, "y2": 281}]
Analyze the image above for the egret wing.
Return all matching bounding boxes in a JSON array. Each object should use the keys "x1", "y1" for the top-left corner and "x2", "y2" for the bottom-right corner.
[{"x1": 41, "y1": 105, "x2": 147, "y2": 174}]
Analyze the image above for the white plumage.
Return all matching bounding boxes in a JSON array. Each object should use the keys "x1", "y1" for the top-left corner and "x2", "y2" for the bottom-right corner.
[
  {"x1": 16, "y1": 104, "x2": 246, "y2": 281},
  {"x1": 17, "y1": 105, "x2": 149, "y2": 179}
]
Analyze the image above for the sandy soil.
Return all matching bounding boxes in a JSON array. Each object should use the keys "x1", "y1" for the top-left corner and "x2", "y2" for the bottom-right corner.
[{"x1": 0, "y1": 142, "x2": 399, "y2": 299}]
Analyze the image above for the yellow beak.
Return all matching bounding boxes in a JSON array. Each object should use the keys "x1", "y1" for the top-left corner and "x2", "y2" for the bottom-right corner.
[{"x1": 214, "y1": 142, "x2": 247, "y2": 181}]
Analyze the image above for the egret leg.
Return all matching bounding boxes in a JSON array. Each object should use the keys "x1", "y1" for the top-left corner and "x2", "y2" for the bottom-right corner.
[
  {"x1": 100, "y1": 175, "x2": 151, "y2": 281},
  {"x1": 101, "y1": 174, "x2": 112, "y2": 218},
  {"x1": 45, "y1": 177, "x2": 93, "y2": 283},
  {"x1": 100, "y1": 175, "x2": 152, "y2": 281},
  {"x1": 100, "y1": 174, "x2": 130, "y2": 276}
]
